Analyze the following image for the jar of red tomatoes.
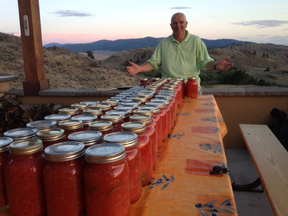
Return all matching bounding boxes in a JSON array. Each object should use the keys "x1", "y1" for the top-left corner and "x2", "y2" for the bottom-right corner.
[
  {"x1": 101, "y1": 114, "x2": 123, "y2": 132},
  {"x1": 84, "y1": 143, "x2": 131, "y2": 216},
  {"x1": 185, "y1": 77, "x2": 198, "y2": 98},
  {"x1": 5, "y1": 139, "x2": 45, "y2": 216},
  {"x1": 89, "y1": 120, "x2": 114, "y2": 136},
  {"x1": 139, "y1": 78, "x2": 149, "y2": 86},
  {"x1": 43, "y1": 141, "x2": 86, "y2": 216},
  {"x1": 103, "y1": 132, "x2": 142, "y2": 204},
  {"x1": 121, "y1": 122, "x2": 152, "y2": 186},
  {"x1": 68, "y1": 130, "x2": 103, "y2": 149},
  {"x1": 36, "y1": 128, "x2": 65, "y2": 149},
  {"x1": 3, "y1": 128, "x2": 38, "y2": 141},
  {"x1": 71, "y1": 114, "x2": 98, "y2": 130},
  {"x1": 0, "y1": 137, "x2": 12, "y2": 213},
  {"x1": 58, "y1": 120, "x2": 84, "y2": 141},
  {"x1": 130, "y1": 115, "x2": 157, "y2": 170}
]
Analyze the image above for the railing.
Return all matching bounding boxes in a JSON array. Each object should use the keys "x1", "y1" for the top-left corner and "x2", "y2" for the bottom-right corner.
[{"x1": 7, "y1": 86, "x2": 288, "y2": 149}]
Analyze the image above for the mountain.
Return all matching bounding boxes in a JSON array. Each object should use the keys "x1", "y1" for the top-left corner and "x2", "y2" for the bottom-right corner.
[{"x1": 44, "y1": 37, "x2": 257, "y2": 53}]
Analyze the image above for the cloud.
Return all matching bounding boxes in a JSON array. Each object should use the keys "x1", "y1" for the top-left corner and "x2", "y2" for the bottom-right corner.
[
  {"x1": 232, "y1": 20, "x2": 288, "y2": 28},
  {"x1": 170, "y1": 7, "x2": 192, "y2": 9},
  {"x1": 52, "y1": 10, "x2": 92, "y2": 17}
]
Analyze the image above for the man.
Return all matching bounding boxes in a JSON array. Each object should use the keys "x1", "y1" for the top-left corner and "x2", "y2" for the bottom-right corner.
[{"x1": 127, "y1": 12, "x2": 234, "y2": 87}]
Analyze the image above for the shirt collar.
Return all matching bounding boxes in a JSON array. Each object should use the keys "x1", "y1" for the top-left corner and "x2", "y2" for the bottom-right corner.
[{"x1": 171, "y1": 30, "x2": 190, "y2": 43}]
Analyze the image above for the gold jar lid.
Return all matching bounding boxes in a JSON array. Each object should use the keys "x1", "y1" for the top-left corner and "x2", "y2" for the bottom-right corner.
[
  {"x1": 0, "y1": 137, "x2": 13, "y2": 152},
  {"x1": 58, "y1": 120, "x2": 83, "y2": 130},
  {"x1": 70, "y1": 103, "x2": 88, "y2": 111},
  {"x1": 68, "y1": 131, "x2": 103, "y2": 147},
  {"x1": 151, "y1": 78, "x2": 160, "y2": 82},
  {"x1": 155, "y1": 94, "x2": 173, "y2": 100},
  {"x1": 59, "y1": 107, "x2": 79, "y2": 115},
  {"x1": 130, "y1": 115, "x2": 152, "y2": 125},
  {"x1": 101, "y1": 100, "x2": 118, "y2": 107},
  {"x1": 71, "y1": 114, "x2": 98, "y2": 125},
  {"x1": 159, "y1": 89, "x2": 175, "y2": 94},
  {"x1": 101, "y1": 114, "x2": 123, "y2": 123},
  {"x1": 151, "y1": 98, "x2": 170, "y2": 105},
  {"x1": 26, "y1": 120, "x2": 57, "y2": 130},
  {"x1": 120, "y1": 101, "x2": 141, "y2": 108},
  {"x1": 89, "y1": 120, "x2": 113, "y2": 132},
  {"x1": 133, "y1": 109, "x2": 153, "y2": 116},
  {"x1": 114, "y1": 106, "x2": 134, "y2": 114},
  {"x1": 103, "y1": 132, "x2": 138, "y2": 148},
  {"x1": 106, "y1": 110, "x2": 130, "y2": 119},
  {"x1": 4, "y1": 128, "x2": 38, "y2": 140},
  {"x1": 83, "y1": 108, "x2": 103, "y2": 116},
  {"x1": 121, "y1": 122, "x2": 146, "y2": 134},
  {"x1": 138, "y1": 105, "x2": 161, "y2": 114},
  {"x1": 120, "y1": 99, "x2": 133, "y2": 103},
  {"x1": 85, "y1": 143, "x2": 126, "y2": 164},
  {"x1": 140, "y1": 78, "x2": 148, "y2": 81},
  {"x1": 146, "y1": 101, "x2": 166, "y2": 109},
  {"x1": 44, "y1": 114, "x2": 71, "y2": 122},
  {"x1": 80, "y1": 101, "x2": 100, "y2": 107},
  {"x1": 10, "y1": 139, "x2": 43, "y2": 155},
  {"x1": 44, "y1": 141, "x2": 85, "y2": 162},
  {"x1": 94, "y1": 104, "x2": 111, "y2": 111},
  {"x1": 36, "y1": 128, "x2": 65, "y2": 142},
  {"x1": 132, "y1": 97, "x2": 147, "y2": 103}
]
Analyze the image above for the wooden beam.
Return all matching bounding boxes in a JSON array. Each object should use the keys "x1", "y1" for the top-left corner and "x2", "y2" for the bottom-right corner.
[{"x1": 18, "y1": 0, "x2": 49, "y2": 96}]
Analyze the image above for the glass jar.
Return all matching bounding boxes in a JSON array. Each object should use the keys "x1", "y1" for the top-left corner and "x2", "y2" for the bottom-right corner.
[
  {"x1": 43, "y1": 142, "x2": 86, "y2": 216},
  {"x1": 44, "y1": 113, "x2": 71, "y2": 124},
  {"x1": 146, "y1": 101, "x2": 169, "y2": 143},
  {"x1": 121, "y1": 122, "x2": 152, "y2": 186},
  {"x1": 101, "y1": 100, "x2": 118, "y2": 110},
  {"x1": 101, "y1": 114, "x2": 123, "y2": 132},
  {"x1": 26, "y1": 120, "x2": 58, "y2": 131},
  {"x1": 58, "y1": 120, "x2": 84, "y2": 141},
  {"x1": 68, "y1": 130, "x2": 103, "y2": 149},
  {"x1": 103, "y1": 132, "x2": 142, "y2": 204},
  {"x1": 130, "y1": 115, "x2": 157, "y2": 170},
  {"x1": 83, "y1": 107, "x2": 103, "y2": 120},
  {"x1": 71, "y1": 114, "x2": 98, "y2": 130},
  {"x1": 58, "y1": 107, "x2": 79, "y2": 117},
  {"x1": 151, "y1": 98, "x2": 172, "y2": 134},
  {"x1": 186, "y1": 77, "x2": 198, "y2": 98},
  {"x1": 114, "y1": 106, "x2": 134, "y2": 116},
  {"x1": 5, "y1": 139, "x2": 45, "y2": 216},
  {"x1": 4, "y1": 128, "x2": 38, "y2": 141},
  {"x1": 84, "y1": 143, "x2": 131, "y2": 216},
  {"x1": 36, "y1": 128, "x2": 65, "y2": 149},
  {"x1": 89, "y1": 120, "x2": 114, "y2": 136},
  {"x1": 0, "y1": 137, "x2": 12, "y2": 213},
  {"x1": 139, "y1": 78, "x2": 149, "y2": 86},
  {"x1": 70, "y1": 103, "x2": 88, "y2": 115},
  {"x1": 156, "y1": 93, "x2": 176, "y2": 129},
  {"x1": 119, "y1": 101, "x2": 141, "y2": 108},
  {"x1": 106, "y1": 110, "x2": 130, "y2": 122},
  {"x1": 138, "y1": 105, "x2": 162, "y2": 150},
  {"x1": 94, "y1": 104, "x2": 111, "y2": 115}
]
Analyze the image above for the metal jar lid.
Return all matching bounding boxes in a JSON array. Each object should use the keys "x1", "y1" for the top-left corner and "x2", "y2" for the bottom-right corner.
[
  {"x1": 94, "y1": 104, "x2": 111, "y2": 111},
  {"x1": 44, "y1": 141, "x2": 85, "y2": 162},
  {"x1": 80, "y1": 101, "x2": 100, "y2": 106},
  {"x1": 4, "y1": 128, "x2": 38, "y2": 140},
  {"x1": 9, "y1": 139, "x2": 43, "y2": 155},
  {"x1": 114, "y1": 105, "x2": 135, "y2": 113},
  {"x1": 103, "y1": 132, "x2": 138, "y2": 148},
  {"x1": 83, "y1": 108, "x2": 103, "y2": 116},
  {"x1": 44, "y1": 114, "x2": 71, "y2": 122},
  {"x1": 58, "y1": 120, "x2": 83, "y2": 130},
  {"x1": 106, "y1": 110, "x2": 130, "y2": 119},
  {"x1": 151, "y1": 99, "x2": 170, "y2": 105},
  {"x1": 121, "y1": 122, "x2": 146, "y2": 134},
  {"x1": 0, "y1": 137, "x2": 13, "y2": 152},
  {"x1": 120, "y1": 99, "x2": 133, "y2": 103},
  {"x1": 101, "y1": 114, "x2": 123, "y2": 123},
  {"x1": 59, "y1": 107, "x2": 79, "y2": 115},
  {"x1": 146, "y1": 101, "x2": 166, "y2": 109},
  {"x1": 110, "y1": 96, "x2": 124, "y2": 101},
  {"x1": 70, "y1": 103, "x2": 88, "y2": 111},
  {"x1": 138, "y1": 105, "x2": 161, "y2": 114},
  {"x1": 119, "y1": 101, "x2": 141, "y2": 108},
  {"x1": 130, "y1": 115, "x2": 152, "y2": 125},
  {"x1": 36, "y1": 128, "x2": 65, "y2": 141},
  {"x1": 159, "y1": 89, "x2": 175, "y2": 95},
  {"x1": 155, "y1": 94, "x2": 173, "y2": 100},
  {"x1": 26, "y1": 120, "x2": 57, "y2": 130},
  {"x1": 89, "y1": 120, "x2": 113, "y2": 132},
  {"x1": 68, "y1": 130, "x2": 103, "y2": 144},
  {"x1": 71, "y1": 115, "x2": 98, "y2": 125},
  {"x1": 85, "y1": 143, "x2": 126, "y2": 164},
  {"x1": 101, "y1": 100, "x2": 118, "y2": 107}
]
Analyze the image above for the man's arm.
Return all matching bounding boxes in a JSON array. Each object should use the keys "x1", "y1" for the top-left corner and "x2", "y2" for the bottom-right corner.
[
  {"x1": 207, "y1": 57, "x2": 234, "y2": 71},
  {"x1": 127, "y1": 62, "x2": 154, "y2": 75}
]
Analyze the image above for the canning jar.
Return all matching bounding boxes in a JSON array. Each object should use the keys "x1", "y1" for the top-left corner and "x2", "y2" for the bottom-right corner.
[
  {"x1": 4, "y1": 128, "x2": 38, "y2": 141},
  {"x1": 101, "y1": 100, "x2": 118, "y2": 110},
  {"x1": 26, "y1": 120, "x2": 57, "y2": 131},
  {"x1": 44, "y1": 113, "x2": 71, "y2": 124},
  {"x1": 43, "y1": 142, "x2": 86, "y2": 216},
  {"x1": 5, "y1": 139, "x2": 45, "y2": 216},
  {"x1": 121, "y1": 122, "x2": 152, "y2": 186},
  {"x1": 68, "y1": 130, "x2": 103, "y2": 149},
  {"x1": 58, "y1": 120, "x2": 84, "y2": 141},
  {"x1": 106, "y1": 110, "x2": 130, "y2": 123},
  {"x1": 103, "y1": 132, "x2": 142, "y2": 204},
  {"x1": 185, "y1": 77, "x2": 198, "y2": 98},
  {"x1": 151, "y1": 98, "x2": 172, "y2": 134},
  {"x1": 130, "y1": 115, "x2": 157, "y2": 170},
  {"x1": 84, "y1": 143, "x2": 131, "y2": 216},
  {"x1": 89, "y1": 120, "x2": 114, "y2": 136},
  {"x1": 94, "y1": 104, "x2": 111, "y2": 115},
  {"x1": 101, "y1": 114, "x2": 123, "y2": 132},
  {"x1": 71, "y1": 114, "x2": 98, "y2": 130},
  {"x1": 36, "y1": 128, "x2": 65, "y2": 149},
  {"x1": 139, "y1": 78, "x2": 149, "y2": 86},
  {"x1": 83, "y1": 107, "x2": 103, "y2": 120},
  {"x1": 0, "y1": 137, "x2": 12, "y2": 213},
  {"x1": 70, "y1": 103, "x2": 88, "y2": 115},
  {"x1": 58, "y1": 107, "x2": 79, "y2": 117}
]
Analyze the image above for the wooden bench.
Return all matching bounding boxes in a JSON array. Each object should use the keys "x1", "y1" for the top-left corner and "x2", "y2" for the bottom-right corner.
[{"x1": 235, "y1": 124, "x2": 288, "y2": 216}]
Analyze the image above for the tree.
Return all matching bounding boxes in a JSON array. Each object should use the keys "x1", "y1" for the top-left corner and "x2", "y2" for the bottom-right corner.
[
  {"x1": 86, "y1": 51, "x2": 95, "y2": 59},
  {"x1": 262, "y1": 52, "x2": 265, "y2": 57},
  {"x1": 266, "y1": 53, "x2": 269, "y2": 58},
  {"x1": 253, "y1": 50, "x2": 256, "y2": 55}
]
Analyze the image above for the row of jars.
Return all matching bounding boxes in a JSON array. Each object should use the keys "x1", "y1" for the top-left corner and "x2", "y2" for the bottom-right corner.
[{"x1": 0, "y1": 77, "x2": 186, "y2": 215}]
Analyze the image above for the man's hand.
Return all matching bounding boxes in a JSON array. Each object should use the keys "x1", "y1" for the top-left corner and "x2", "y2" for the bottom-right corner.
[
  {"x1": 217, "y1": 57, "x2": 234, "y2": 71},
  {"x1": 127, "y1": 62, "x2": 140, "y2": 75}
]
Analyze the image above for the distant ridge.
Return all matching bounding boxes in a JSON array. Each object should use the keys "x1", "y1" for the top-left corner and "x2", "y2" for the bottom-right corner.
[{"x1": 44, "y1": 37, "x2": 257, "y2": 53}]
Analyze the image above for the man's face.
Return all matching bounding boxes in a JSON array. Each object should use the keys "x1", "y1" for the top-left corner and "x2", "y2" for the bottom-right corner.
[{"x1": 170, "y1": 14, "x2": 188, "y2": 38}]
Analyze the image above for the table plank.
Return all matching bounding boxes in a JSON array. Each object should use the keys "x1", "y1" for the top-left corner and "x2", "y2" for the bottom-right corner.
[{"x1": 239, "y1": 124, "x2": 288, "y2": 216}]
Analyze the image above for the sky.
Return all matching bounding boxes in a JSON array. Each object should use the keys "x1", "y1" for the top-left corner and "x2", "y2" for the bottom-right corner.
[{"x1": 1, "y1": 0, "x2": 288, "y2": 46}]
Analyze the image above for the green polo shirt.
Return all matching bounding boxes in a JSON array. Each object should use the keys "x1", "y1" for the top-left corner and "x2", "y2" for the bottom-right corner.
[{"x1": 147, "y1": 31, "x2": 214, "y2": 85}]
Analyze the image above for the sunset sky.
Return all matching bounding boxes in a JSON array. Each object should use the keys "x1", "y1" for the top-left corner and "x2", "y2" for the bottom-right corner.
[{"x1": 1, "y1": 0, "x2": 288, "y2": 46}]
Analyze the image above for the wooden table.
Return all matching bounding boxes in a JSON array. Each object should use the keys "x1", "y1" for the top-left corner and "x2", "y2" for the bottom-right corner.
[{"x1": 0, "y1": 95, "x2": 237, "y2": 216}]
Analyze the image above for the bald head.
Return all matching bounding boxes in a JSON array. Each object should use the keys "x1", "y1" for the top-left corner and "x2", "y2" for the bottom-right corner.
[{"x1": 171, "y1": 13, "x2": 187, "y2": 24}]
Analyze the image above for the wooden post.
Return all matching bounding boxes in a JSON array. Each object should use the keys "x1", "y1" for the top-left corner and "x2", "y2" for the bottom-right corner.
[{"x1": 18, "y1": 0, "x2": 49, "y2": 96}]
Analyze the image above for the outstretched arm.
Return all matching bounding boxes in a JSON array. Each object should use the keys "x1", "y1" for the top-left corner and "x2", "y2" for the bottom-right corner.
[
  {"x1": 126, "y1": 62, "x2": 154, "y2": 75},
  {"x1": 207, "y1": 57, "x2": 234, "y2": 71}
]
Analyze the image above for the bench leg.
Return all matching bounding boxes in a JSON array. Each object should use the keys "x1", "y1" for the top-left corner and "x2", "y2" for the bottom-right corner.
[{"x1": 232, "y1": 177, "x2": 264, "y2": 193}]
